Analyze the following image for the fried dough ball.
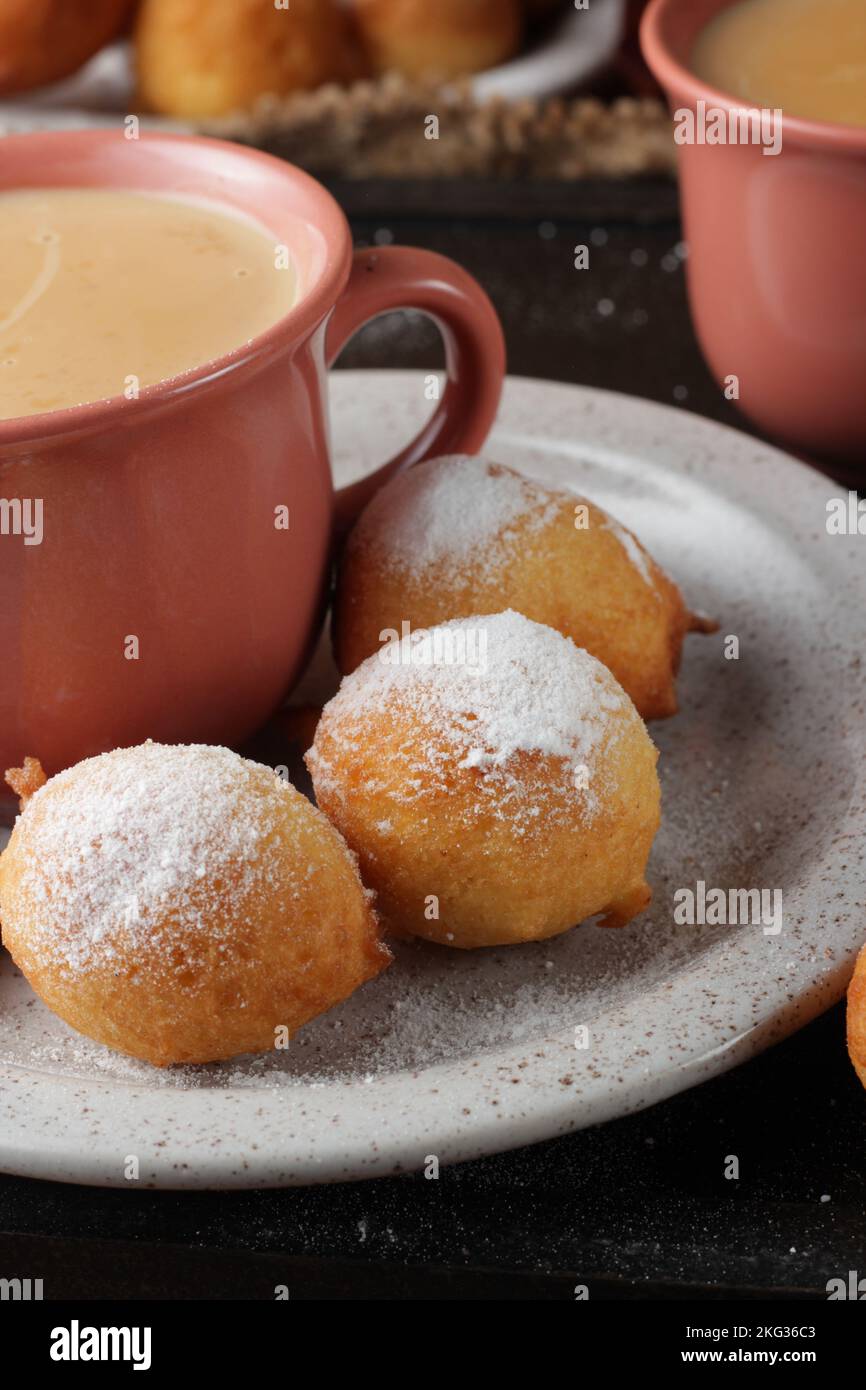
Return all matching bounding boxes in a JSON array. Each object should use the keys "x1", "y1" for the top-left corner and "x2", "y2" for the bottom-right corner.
[
  {"x1": 0, "y1": 0, "x2": 134, "y2": 94},
  {"x1": 135, "y1": 0, "x2": 368, "y2": 119},
  {"x1": 847, "y1": 943, "x2": 866, "y2": 1091},
  {"x1": 334, "y1": 454, "x2": 711, "y2": 721},
  {"x1": 308, "y1": 610, "x2": 660, "y2": 949},
  {"x1": 0, "y1": 743, "x2": 389, "y2": 1066},
  {"x1": 352, "y1": 0, "x2": 523, "y2": 79}
]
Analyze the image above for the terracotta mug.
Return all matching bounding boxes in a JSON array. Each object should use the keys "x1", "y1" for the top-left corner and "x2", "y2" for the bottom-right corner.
[
  {"x1": 641, "y1": 0, "x2": 866, "y2": 463},
  {"x1": 0, "y1": 132, "x2": 505, "y2": 815}
]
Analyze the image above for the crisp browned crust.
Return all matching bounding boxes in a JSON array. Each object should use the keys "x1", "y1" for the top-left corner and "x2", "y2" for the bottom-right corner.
[
  {"x1": 4, "y1": 756, "x2": 47, "y2": 809},
  {"x1": 847, "y1": 944, "x2": 866, "y2": 1090}
]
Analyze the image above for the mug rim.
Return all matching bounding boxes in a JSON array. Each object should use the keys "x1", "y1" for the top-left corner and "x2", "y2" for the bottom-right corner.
[
  {"x1": 641, "y1": 0, "x2": 866, "y2": 155},
  {"x1": 0, "y1": 130, "x2": 353, "y2": 446}
]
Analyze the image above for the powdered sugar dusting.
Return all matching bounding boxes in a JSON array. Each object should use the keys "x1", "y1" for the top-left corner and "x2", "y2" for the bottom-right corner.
[
  {"x1": 351, "y1": 453, "x2": 666, "y2": 597},
  {"x1": 352, "y1": 454, "x2": 563, "y2": 577},
  {"x1": 4, "y1": 742, "x2": 317, "y2": 980},
  {"x1": 602, "y1": 516, "x2": 656, "y2": 588},
  {"x1": 309, "y1": 610, "x2": 626, "y2": 828}
]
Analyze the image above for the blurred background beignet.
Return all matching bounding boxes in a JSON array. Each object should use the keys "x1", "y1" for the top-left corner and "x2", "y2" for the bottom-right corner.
[
  {"x1": 352, "y1": 0, "x2": 523, "y2": 80},
  {"x1": 0, "y1": 0, "x2": 135, "y2": 94},
  {"x1": 135, "y1": 0, "x2": 368, "y2": 119}
]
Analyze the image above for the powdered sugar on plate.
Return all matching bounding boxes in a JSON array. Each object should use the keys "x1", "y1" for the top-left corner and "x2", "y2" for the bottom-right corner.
[{"x1": 0, "y1": 916, "x2": 681, "y2": 1089}]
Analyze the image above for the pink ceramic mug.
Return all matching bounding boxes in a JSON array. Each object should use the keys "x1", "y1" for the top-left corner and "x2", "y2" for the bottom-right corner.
[
  {"x1": 641, "y1": 0, "x2": 866, "y2": 463},
  {"x1": 0, "y1": 131, "x2": 505, "y2": 811}
]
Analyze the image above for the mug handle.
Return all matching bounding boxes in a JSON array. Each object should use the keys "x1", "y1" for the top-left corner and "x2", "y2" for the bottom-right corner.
[{"x1": 326, "y1": 245, "x2": 506, "y2": 535}]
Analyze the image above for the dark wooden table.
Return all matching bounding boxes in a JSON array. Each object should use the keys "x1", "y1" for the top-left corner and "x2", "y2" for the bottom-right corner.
[{"x1": 1, "y1": 179, "x2": 862, "y2": 1301}]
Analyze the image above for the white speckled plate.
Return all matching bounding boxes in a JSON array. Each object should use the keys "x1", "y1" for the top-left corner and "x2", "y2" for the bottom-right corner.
[{"x1": 1, "y1": 371, "x2": 864, "y2": 1189}]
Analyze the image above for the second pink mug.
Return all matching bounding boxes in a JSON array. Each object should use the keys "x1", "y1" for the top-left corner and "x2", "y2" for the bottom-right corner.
[
  {"x1": 642, "y1": 0, "x2": 866, "y2": 464},
  {"x1": 0, "y1": 131, "x2": 506, "y2": 807}
]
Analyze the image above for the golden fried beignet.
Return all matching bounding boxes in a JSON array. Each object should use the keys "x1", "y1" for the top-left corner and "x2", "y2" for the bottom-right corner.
[
  {"x1": 847, "y1": 943, "x2": 866, "y2": 1091},
  {"x1": 353, "y1": 0, "x2": 523, "y2": 79},
  {"x1": 135, "y1": 0, "x2": 367, "y2": 119},
  {"x1": 334, "y1": 455, "x2": 711, "y2": 721},
  {"x1": 0, "y1": 743, "x2": 389, "y2": 1066},
  {"x1": 0, "y1": 0, "x2": 134, "y2": 94},
  {"x1": 308, "y1": 610, "x2": 660, "y2": 949}
]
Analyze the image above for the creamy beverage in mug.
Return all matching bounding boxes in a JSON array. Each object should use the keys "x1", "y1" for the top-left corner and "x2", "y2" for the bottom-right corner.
[
  {"x1": 691, "y1": 0, "x2": 866, "y2": 127},
  {"x1": 0, "y1": 189, "x2": 297, "y2": 419},
  {"x1": 0, "y1": 130, "x2": 505, "y2": 808}
]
